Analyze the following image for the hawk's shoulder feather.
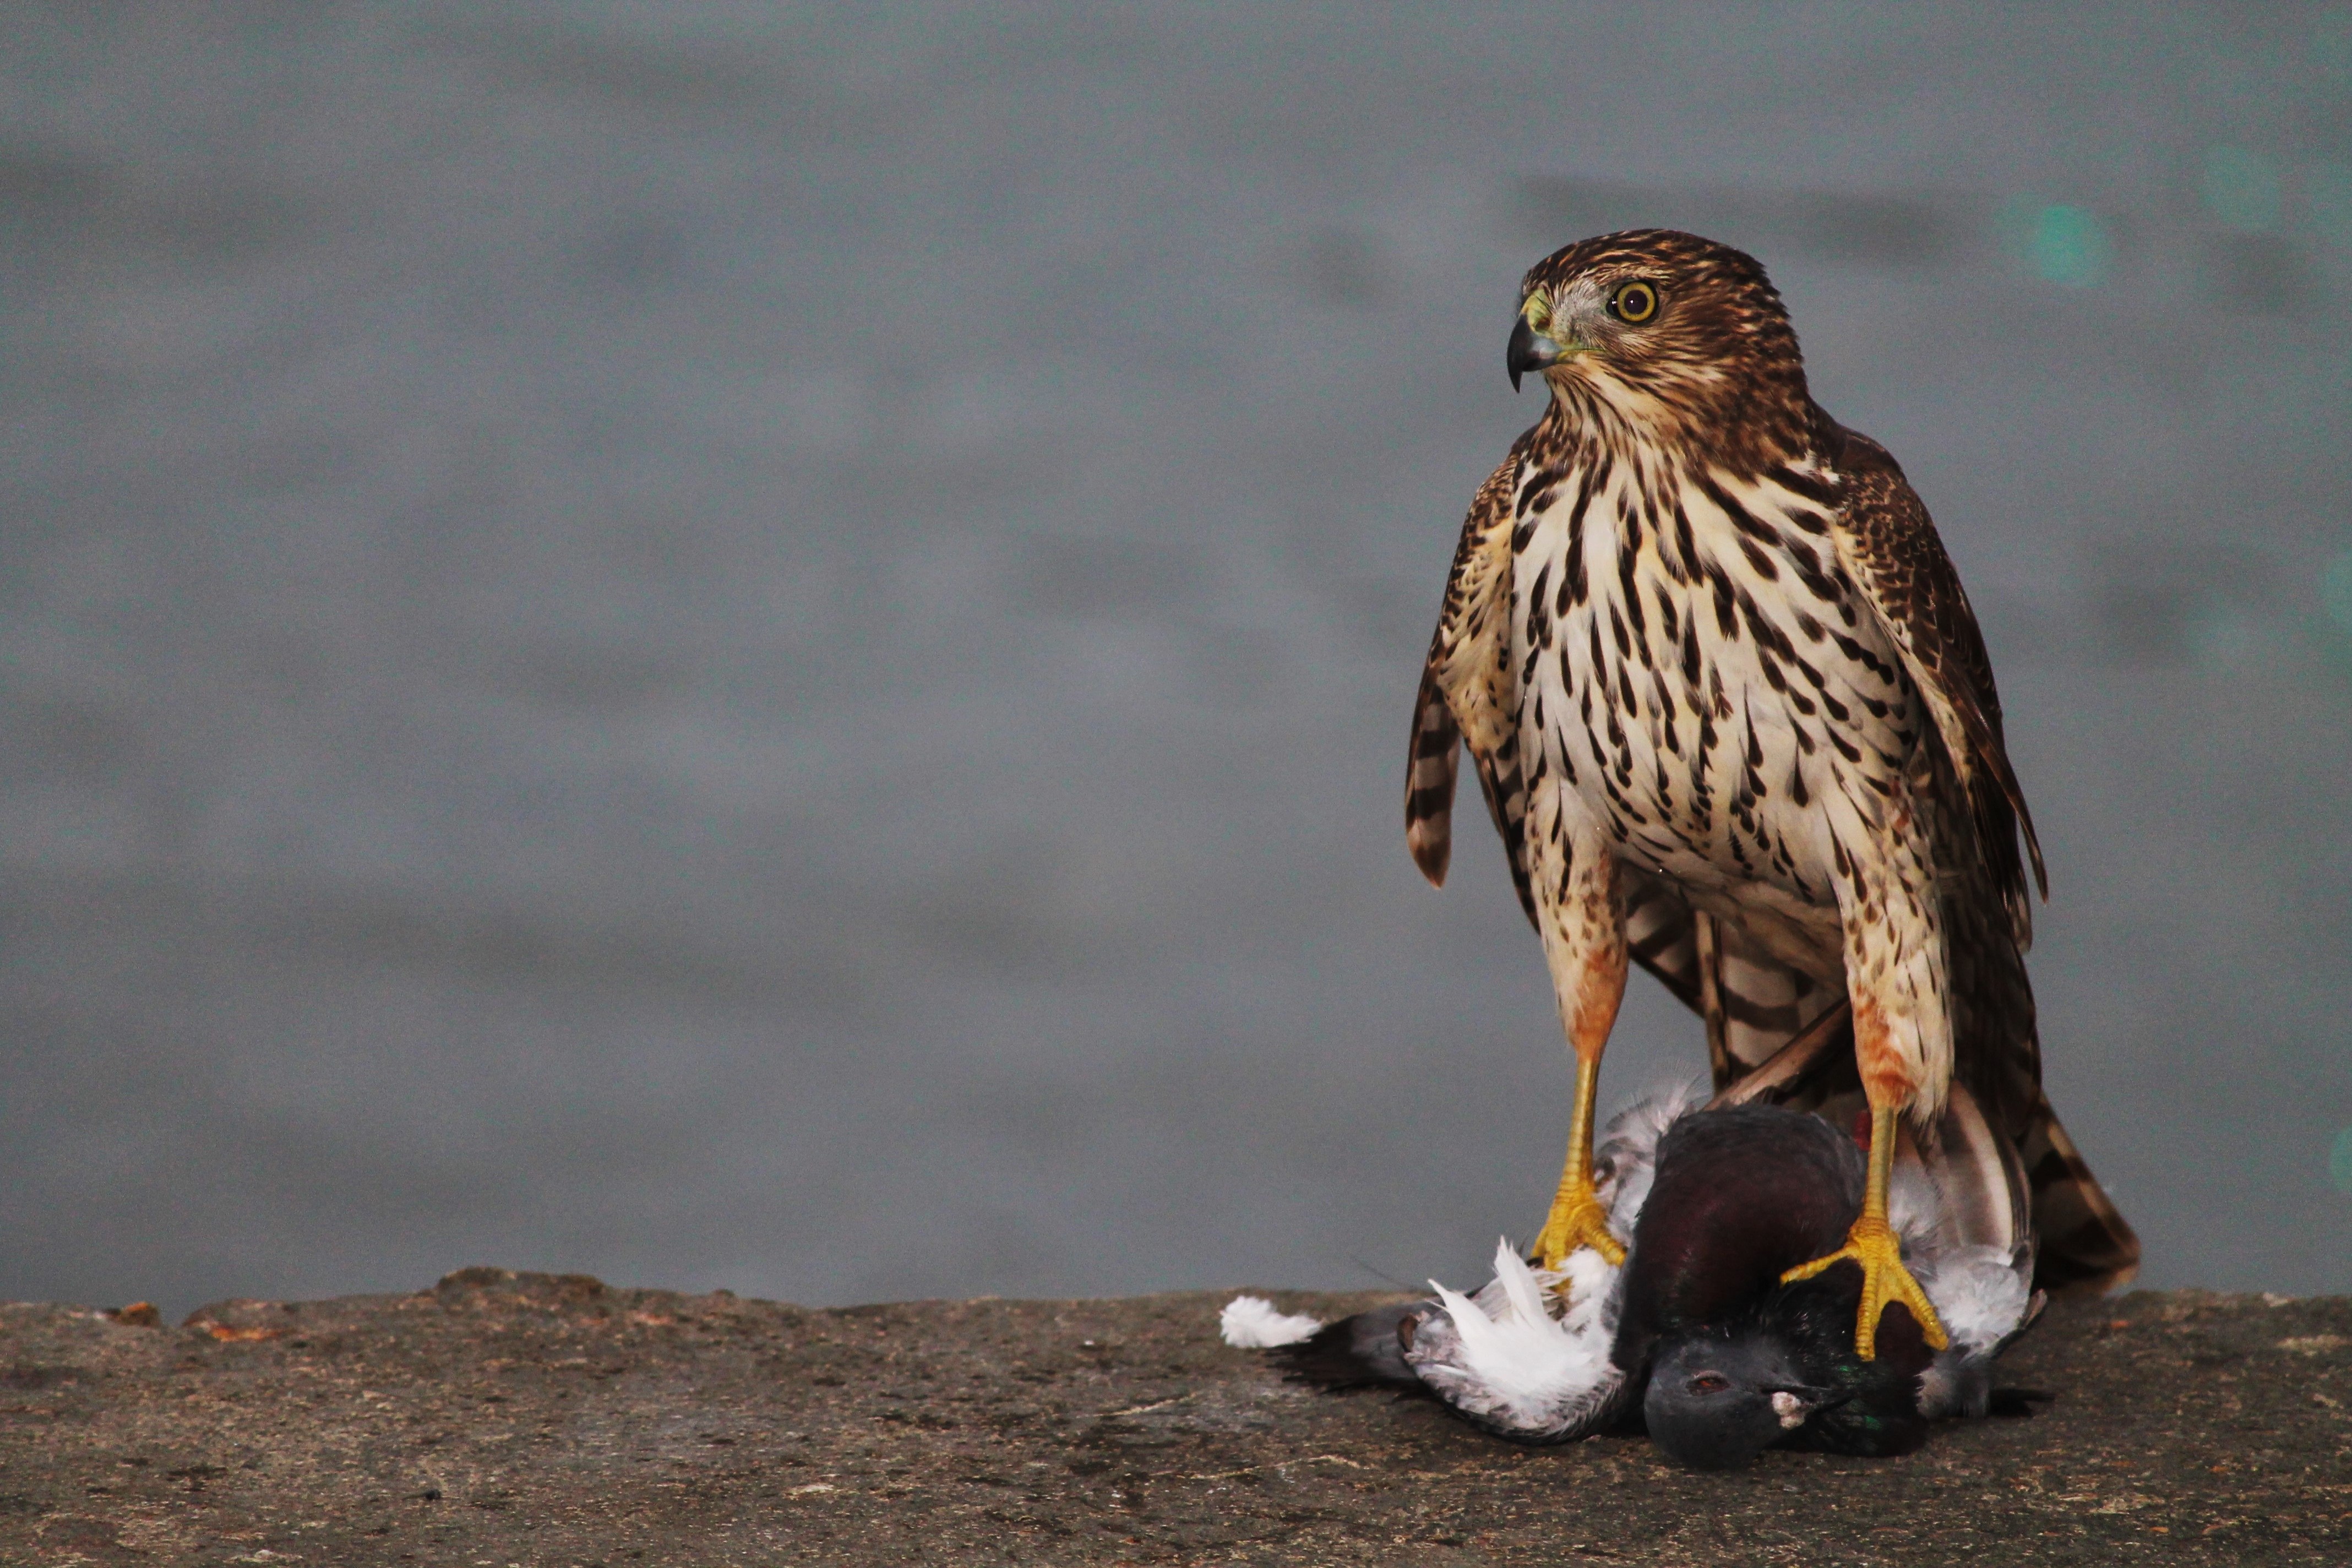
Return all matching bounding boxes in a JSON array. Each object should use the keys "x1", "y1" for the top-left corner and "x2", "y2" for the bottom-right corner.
[
  {"x1": 1407, "y1": 432, "x2": 1534, "y2": 919},
  {"x1": 1818, "y1": 424, "x2": 2046, "y2": 928}
]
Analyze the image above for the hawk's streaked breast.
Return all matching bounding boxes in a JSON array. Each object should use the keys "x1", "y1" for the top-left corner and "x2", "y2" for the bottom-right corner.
[{"x1": 1507, "y1": 443, "x2": 1920, "y2": 983}]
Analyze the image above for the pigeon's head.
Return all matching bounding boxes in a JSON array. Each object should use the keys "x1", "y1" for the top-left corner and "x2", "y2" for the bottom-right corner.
[{"x1": 1644, "y1": 1333, "x2": 1842, "y2": 1472}]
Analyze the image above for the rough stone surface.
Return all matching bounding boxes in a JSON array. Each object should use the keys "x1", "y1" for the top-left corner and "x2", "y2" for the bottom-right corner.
[{"x1": 0, "y1": 1270, "x2": 2345, "y2": 1565}]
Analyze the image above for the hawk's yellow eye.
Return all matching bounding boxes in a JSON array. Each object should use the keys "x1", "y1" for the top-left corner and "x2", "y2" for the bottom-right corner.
[{"x1": 1609, "y1": 281, "x2": 1659, "y2": 324}]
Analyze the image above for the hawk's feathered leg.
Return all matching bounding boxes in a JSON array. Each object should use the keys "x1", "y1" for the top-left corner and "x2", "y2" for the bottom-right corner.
[
  {"x1": 1774, "y1": 734, "x2": 1956, "y2": 1356},
  {"x1": 1522, "y1": 797, "x2": 1629, "y2": 1270}
]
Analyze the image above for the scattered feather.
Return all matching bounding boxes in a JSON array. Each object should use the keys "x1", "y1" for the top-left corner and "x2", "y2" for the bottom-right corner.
[{"x1": 1219, "y1": 1294, "x2": 1322, "y2": 1348}]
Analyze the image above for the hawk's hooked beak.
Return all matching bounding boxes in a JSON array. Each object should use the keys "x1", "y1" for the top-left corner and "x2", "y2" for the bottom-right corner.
[{"x1": 1507, "y1": 314, "x2": 1563, "y2": 392}]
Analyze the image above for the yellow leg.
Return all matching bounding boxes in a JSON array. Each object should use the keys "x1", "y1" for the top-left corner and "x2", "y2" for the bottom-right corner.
[
  {"x1": 1529, "y1": 1054, "x2": 1625, "y2": 1269},
  {"x1": 1780, "y1": 1103, "x2": 1948, "y2": 1358}
]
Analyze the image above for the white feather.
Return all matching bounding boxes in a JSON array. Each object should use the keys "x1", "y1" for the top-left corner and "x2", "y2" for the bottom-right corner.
[
  {"x1": 1218, "y1": 1294, "x2": 1321, "y2": 1349},
  {"x1": 1888, "y1": 1160, "x2": 1946, "y2": 1259},
  {"x1": 1552, "y1": 1246, "x2": 1618, "y2": 1341},
  {"x1": 1405, "y1": 1240, "x2": 1621, "y2": 1436},
  {"x1": 1915, "y1": 1245, "x2": 2032, "y2": 1353},
  {"x1": 1892, "y1": 1152, "x2": 2031, "y2": 1353},
  {"x1": 1391, "y1": 1084, "x2": 1703, "y2": 1437},
  {"x1": 1594, "y1": 1079, "x2": 1706, "y2": 1233}
]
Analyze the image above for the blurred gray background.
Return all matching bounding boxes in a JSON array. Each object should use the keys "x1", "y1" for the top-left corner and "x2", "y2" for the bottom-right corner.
[{"x1": 3, "y1": 3, "x2": 2349, "y2": 1316}]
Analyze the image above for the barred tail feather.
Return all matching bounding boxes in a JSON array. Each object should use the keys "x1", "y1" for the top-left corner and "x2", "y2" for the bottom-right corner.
[
  {"x1": 2019, "y1": 1102, "x2": 2140, "y2": 1294},
  {"x1": 1406, "y1": 665, "x2": 1460, "y2": 886},
  {"x1": 1623, "y1": 869, "x2": 1700, "y2": 1010},
  {"x1": 1712, "y1": 917, "x2": 1839, "y2": 1077},
  {"x1": 1621, "y1": 872, "x2": 1839, "y2": 1088}
]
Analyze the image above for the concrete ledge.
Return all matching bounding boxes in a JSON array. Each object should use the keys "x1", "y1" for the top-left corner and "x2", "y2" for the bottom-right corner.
[{"x1": 0, "y1": 1270, "x2": 2345, "y2": 1565}]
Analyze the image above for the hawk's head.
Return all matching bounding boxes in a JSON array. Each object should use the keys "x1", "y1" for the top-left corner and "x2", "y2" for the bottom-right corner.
[{"x1": 1509, "y1": 229, "x2": 1813, "y2": 470}]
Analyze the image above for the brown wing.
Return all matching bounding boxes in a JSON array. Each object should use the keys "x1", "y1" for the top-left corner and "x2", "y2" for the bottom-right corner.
[
  {"x1": 1821, "y1": 426, "x2": 2046, "y2": 941},
  {"x1": 1407, "y1": 437, "x2": 1534, "y2": 919},
  {"x1": 1823, "y1": 429, "x2": 2136, "y2": 1292}
]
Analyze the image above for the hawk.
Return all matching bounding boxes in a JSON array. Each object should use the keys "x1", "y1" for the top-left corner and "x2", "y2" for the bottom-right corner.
[{"x1": 1406, "y1": 229, "x2": 2137, "y2": 1357}]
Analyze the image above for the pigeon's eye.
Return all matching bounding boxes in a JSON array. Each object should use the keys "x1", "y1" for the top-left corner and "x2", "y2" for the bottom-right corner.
[
  {"x1": 1687, "y1": 1373, "x2": 1731, "y2": 1395},
  {"x1": 1610, "y1": 281, "x2": 1659, "y2": 324}
]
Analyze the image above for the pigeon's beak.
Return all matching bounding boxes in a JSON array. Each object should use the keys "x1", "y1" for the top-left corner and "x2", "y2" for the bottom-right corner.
[
  {"x1": 1767, "y1": 1384, "x2": 1846, "y2": 1430},
  {"x1": 1506, "y1": 314, "x2": 1561, "y2": 392}
]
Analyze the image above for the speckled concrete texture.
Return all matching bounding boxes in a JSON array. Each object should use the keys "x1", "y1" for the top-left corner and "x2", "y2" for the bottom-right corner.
[{"x1": 0, "y1": 1269, "x2": 2344, "y2": 1565}]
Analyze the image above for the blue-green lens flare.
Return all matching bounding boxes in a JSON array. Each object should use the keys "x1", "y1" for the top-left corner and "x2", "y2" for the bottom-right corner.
[{"x1": 2029, "y1": 205, "x2": 2111, "y2": 288}]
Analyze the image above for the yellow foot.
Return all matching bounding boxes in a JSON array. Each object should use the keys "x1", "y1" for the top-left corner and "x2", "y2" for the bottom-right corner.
[
  {"x1": 1780, "y1": 1213, "x2": 1948, "y2": 1359},
  {"x1": 1529, "y1": 1178, "x2": 1625, "y2": 1271}
]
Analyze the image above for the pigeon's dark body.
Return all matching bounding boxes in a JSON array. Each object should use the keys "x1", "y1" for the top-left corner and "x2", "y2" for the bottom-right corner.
[
  {"x1": 1622, "y1": 1106, "x2": 1936, "y2": 1463},
  {"x1": 1613, "y1": 1103, "x2": 1863, "y2": 1360}
]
